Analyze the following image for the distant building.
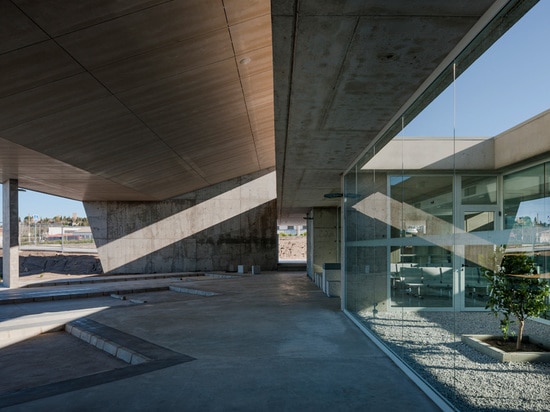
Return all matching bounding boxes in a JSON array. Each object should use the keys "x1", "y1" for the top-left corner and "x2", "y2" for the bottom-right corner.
[
  {"x1": 46, "y1": 226, "x2": 93, "y2": 241},
  {"x1": 277, "y1": 225, "x2": 306, "y2": 236}
]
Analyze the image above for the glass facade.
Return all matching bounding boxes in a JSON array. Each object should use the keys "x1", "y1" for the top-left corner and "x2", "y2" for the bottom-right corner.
[{"x1": 341, "y1": 2, "x2": 550, "y2": 410}]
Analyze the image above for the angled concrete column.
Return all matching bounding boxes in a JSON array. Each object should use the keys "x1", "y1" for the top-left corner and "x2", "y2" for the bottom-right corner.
[
  {"x1": 85, "y1": 169, "x2": 278, "y2": 274},
  {"x1": 2, "y1": 179, "x2": 19, "y2": 288}
]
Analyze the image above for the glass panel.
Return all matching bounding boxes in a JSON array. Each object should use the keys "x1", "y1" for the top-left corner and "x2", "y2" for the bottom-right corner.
[
  {"x1": 344, "y1": 164, "x2": 359, "y2": 313},
  {"x1": 341, "y1": 2, "x2": 546, "y2": 410},
  {"x1": 461, "y1": 176, "x2": 497, "y2": 205},
  {"x1": 389, "y1": 175, "x2": 453, "y2": 308},
  {"x1": 463, "y1": 211, "x2": 495, "y2": 308},
  {"x1": 344, "y1": 146, "x2": 390, "y2": 316},
  {"x1": 391, "y1": 245, "x2": 453, "y2": 307},
  {"x1": 503, "y1": 162, "x2": 550, "y2": 319},
  {"x1": 464, "y1": 211, "x2": 494, "y2": 232},
  {"x1": 390, "y1": 175, "x2": 454, "y2": 237},
  {"x1": 545, "y1": 162, "x2": 550, "y2": 319},
  {"x1": 503, "y1": 164, "x2": 544, "y2": 231}
]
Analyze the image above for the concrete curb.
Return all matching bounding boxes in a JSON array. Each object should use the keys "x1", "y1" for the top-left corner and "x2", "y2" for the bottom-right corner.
[
  {"x1": 461, "y1": 334, "x2": 550, "y2": 362},
  {"x1": 169, "y1": 285, "x2": 219, "y2": 296},
  {"x1": 66, "y1": 322, "x2": 149, "y2": 365}
]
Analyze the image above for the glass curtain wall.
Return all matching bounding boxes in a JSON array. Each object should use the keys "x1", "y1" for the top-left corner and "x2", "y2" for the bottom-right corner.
[
  {"x1": 343, "y1": 1, "x2": 550, "y2": 410},
  {"x1": 344, "y1": 146, "x2": 388, "y2": 316},
  {"x1": 389, "y1": 175, "x2": 454, "y2": 308}
]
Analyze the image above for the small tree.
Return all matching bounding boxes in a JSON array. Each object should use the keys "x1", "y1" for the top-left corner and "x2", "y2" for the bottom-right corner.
[{"x1": 485, "y1": 254, "x2": 550, "y2": 350}]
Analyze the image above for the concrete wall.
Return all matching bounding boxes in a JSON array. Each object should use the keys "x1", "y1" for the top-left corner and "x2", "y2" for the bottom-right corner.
[
  {"x1": 85, "y1": 170, "x2": 278, "y2": 274},
  {"x1": 310, "y1": 207, "x2": 339, "y2": 276}
]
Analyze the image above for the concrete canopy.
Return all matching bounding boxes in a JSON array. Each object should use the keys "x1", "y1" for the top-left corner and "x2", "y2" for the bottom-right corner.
[
  {"x1": 0, "y1": 0, "x2": 522, "y2": 219},
  {"x1": 0, "y1": 0, "x2": 274, "y2": 201}
]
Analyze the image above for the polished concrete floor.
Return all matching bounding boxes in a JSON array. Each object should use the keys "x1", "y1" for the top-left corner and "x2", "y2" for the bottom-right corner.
[{"x1": 0, "y1": 272, "x2": 440, "y2": 411}]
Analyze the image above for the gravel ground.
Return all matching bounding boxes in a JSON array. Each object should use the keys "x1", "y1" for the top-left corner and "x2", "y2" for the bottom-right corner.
[{"x1": 356, "y1": 310, "x2": 550, "y2": 411}]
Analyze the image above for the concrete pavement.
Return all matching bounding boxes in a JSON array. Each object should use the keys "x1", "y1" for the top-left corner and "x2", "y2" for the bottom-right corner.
[{"x1": 0, "y1": 272, "x2": 441, "y2": 411}]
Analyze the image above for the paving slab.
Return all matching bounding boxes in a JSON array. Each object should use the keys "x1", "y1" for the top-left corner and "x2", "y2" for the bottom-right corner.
[
  {"x1": 0, "y1": 272, "x2": 441, "y2": 411},
  {"x1": 0, "y1": 331, "x2": 128, "y2": 395}
]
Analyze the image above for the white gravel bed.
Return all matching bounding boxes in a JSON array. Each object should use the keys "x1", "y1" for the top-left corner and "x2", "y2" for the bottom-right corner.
[{"x1": 356, "y1": 310, "x2": 550, "y2": 411}]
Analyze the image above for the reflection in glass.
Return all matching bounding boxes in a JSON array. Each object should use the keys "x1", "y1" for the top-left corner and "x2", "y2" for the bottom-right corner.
[
  {"x1": 504, "y1": 164, "x2": 544, "y2": 230},
  {"x1": 463, "y1": 211, "x2": 495, "y2": 308},
  {"x1": 344, "y1": 148, "x2": 391, "y2": 315},
  {"x1": 390, "y1": 175, "x2": 453, "y2": 308},
  {"x1": 462, "y1": 176, "x2": 497, "y2": 205},
  {"x1": 503, "y1": 162, "x2": 550, "y2": 277},
  {"x1": 390, "y1": 175, "x2": 454, "y2": 238},
  {"x1": 340, "y1": 2, "x2": 549, "y2": 409}
]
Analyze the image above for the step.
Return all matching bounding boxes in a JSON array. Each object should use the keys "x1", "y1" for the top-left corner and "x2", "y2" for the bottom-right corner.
[
  {"x1": 21, "y1": 272, "x2": 204, "y2": 288},
  {"x1": 278, "y1": 261, "x2": 307, "y2": 271}
]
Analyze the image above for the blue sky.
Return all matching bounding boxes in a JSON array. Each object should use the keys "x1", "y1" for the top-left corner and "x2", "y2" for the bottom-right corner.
[
  {"x1": 1, "y1": 1, "x2": 549, "y2": 220},
  {"x1": 402, "y1": 0, "x2": 550, "y2": 137},
  {"x1": 16, "y1": 190, "x2": 86, "y2": 220},
  {"x1": 517, "y1": 197, "x2": 550, "y2": 224}
]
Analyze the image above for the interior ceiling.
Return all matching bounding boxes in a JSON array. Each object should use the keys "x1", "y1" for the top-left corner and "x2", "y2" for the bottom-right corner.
[{"x1": 0, "y1": 0, "x2": 506, "y2": 219}]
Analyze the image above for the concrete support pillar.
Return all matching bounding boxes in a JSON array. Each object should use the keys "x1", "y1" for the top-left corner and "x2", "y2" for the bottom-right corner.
[
  {"x1": 306, "y1": 212, "x2": 314, "y2": 279},
  {"x1": 2, "y1": 179, "x2": 19, "y2": 288},
  {"x1": 308, "y1": 207, "x2": 340, "y2": 277}
]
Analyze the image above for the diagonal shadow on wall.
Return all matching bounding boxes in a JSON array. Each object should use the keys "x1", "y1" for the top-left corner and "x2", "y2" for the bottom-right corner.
[{"x1": 85, "y1": 169, "x2": 278, "y2": 274}]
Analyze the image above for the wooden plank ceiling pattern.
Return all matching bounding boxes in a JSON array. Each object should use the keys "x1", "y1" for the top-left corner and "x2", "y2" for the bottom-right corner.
[{"x1": 0, "y1": 0, "x2": 274, "y2": 201}]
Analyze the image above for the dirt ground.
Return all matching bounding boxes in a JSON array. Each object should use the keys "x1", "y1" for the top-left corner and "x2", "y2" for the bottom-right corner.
[
  {"x1": 279, "y1": 236, "x2": 306, "y2": 260},
  {"x1": 0, "y1": 237, "x2": 305, "y2": 280},
  {"x1": 0, "y1": 250, "x2": 102, "y2": 278}
]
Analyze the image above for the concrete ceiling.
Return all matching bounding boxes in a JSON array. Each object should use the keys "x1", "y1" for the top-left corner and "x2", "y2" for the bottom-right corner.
[
  {"x1": 0, "y1": 0, "x2": 515, "y2": 220},
  {"x1": 273, "y1": 0, "x2": 506, "y2": 220}
]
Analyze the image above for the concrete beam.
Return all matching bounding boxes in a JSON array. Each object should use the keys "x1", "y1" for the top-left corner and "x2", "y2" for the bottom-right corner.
[
  {"x1": 359, "y1": 109, "x2": 550, "y2": 172},
  {"x1": 495, "y1": 109, "x2": 550, "y2": 169},
  {"x1": 362, "y1": 138, "x2": 494, "y2": 171},
  {"x1": 2, "y1": 179, "x2": 19, "y2": 287}
]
